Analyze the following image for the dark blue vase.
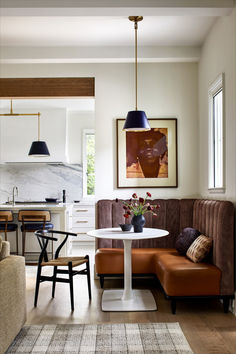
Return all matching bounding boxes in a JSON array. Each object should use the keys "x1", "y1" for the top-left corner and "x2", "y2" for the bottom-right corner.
[{"x1": 131, "y1": 215, "x2": 145, "y2": 233}]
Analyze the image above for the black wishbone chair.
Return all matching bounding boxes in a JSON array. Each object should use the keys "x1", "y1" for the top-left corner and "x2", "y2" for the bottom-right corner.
[{"x1": 34, "y1": 230, "x2": 91, "y2": 311}]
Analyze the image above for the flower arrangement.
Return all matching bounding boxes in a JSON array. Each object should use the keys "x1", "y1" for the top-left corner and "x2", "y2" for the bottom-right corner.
[{"x1": 116, "y1": 192, "x2": 160, "y2": 219}]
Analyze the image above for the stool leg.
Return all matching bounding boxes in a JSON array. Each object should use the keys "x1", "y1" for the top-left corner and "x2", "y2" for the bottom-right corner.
[
  {"x1": 22, "y1": 231, "x2": 26, "y2": 256},
  {"x1": 4, "y1": 231, "x2": 7, "y2": 241},
  {"x1": 34, "y1": 265, "x2": 42, "y2": 307},
  {"x1": 68, "y1": 262, "x2": 74, "y2": 311},
  {"x1": 85, "y1": 255, "x2": 92, "y2": 300},
  {"x1": 52, "y1": 266, "x2": 57, "y2": 298},
  {"x1": 16, "y1": 229, "x2": 19, "y2": 255}
]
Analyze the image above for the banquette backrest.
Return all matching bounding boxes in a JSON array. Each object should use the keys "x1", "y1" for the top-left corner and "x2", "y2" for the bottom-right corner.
[{"x1": 97, "y1": 199, "x2": 235, "y2": 295}]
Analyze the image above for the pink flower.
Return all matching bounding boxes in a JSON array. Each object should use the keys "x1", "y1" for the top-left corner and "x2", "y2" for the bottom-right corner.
[
  {"x1": 132, "y1": 193, "x2": 137, "y2": 199},
  {"x1": 139, "y1": 197, "x2": 144, "y2": 204},
  {"x1": 123, "y1": 206, "x2": 127, "y2": 210},
  {"x1": 146, "y1": 192, "x2": 151, "y2": 197},
  {"x1": 124, "y1": 214, "x2": 129, "y2": 218},
  {"x1": 127, "y1": 210, "x2": 131, "y2": 215}
]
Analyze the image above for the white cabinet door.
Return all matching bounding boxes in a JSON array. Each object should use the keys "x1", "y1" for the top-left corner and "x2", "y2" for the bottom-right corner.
[{"x1": 0, "y1": 108, "x2": 67, "y2": 163}]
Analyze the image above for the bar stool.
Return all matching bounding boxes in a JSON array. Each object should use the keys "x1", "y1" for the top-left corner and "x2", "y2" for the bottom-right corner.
[
  {"x1": 0, "y1": 210, "x2": 18, "y2": 254},
  {"x1": 18, "y1": 210, "x2": 54, "y2": 257}
]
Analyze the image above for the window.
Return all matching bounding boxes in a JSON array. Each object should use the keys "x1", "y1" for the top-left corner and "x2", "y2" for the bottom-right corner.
[
  {"x1": 208, "y1": 74, "x2": 224, "y2": 191},
  {"x1": 83, "y1": 129, "x2": 95, "y2": 197}
]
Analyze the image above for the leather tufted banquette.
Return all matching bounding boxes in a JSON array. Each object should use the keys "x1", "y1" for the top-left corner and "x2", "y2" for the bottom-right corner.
[{"x1": 95, "y1": 199, "x2": 235, "y2": 313}]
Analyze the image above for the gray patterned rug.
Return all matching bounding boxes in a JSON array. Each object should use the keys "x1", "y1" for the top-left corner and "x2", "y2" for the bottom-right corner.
[{"x1": 6, "y1": 323, "x2": 193, "y2": 353}]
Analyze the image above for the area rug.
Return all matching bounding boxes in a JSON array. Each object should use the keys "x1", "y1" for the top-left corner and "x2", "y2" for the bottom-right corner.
[{"x1": 6, "y1": 323, "x2": 193, "y2": 353}]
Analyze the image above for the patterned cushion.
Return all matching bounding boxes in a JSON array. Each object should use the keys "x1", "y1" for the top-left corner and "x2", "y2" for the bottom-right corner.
[
  {"x1": 175, "y1": 227, "x2": 201, "y2": 255},
  {"x1": 186, "y1": 235, "x2": 213, "y2": 263}
]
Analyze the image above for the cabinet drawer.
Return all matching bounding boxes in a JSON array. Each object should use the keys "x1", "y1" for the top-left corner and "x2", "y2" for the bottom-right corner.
[
  {"x1": 72, "y1": 216, "x2": 95, "y2": 228},
  {"x1": 73, "y1": 207, "x2": 94, "y2": 217}
]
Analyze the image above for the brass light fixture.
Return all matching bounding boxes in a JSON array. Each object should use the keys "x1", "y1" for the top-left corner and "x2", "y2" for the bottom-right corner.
[
  {"x1": 0, "y1": 100, "x2": 50, "y2": 156},
  {"x1": 123, "y1": 16, "x2": 150, "y2": 131}
]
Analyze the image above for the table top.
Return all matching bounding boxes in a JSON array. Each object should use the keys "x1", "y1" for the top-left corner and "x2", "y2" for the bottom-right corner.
[{"x1": 87, "y1": 227, "x2": 169, "y2": 241}]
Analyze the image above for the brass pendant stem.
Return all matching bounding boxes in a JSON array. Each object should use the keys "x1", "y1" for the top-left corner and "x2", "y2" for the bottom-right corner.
[
  {"x1": 129, "y1": 16, "x2": 143, "y2": 111},
  {"x1": 135, "y1": 21, "x2": 138, "y2": 111},
  {"x1": 38, "y1": 113, "x2": 40, "y2": 141},
  {"x1": 10, "y1": 99, "x2": 13, "y2": 114}
]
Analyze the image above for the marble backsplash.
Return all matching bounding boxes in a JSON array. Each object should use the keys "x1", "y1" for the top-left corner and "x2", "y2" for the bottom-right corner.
[{"x1": 0, "y1": 163, "x2": 83, "y2": 203}]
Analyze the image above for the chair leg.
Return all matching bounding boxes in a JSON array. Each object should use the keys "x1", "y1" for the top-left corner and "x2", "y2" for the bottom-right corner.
[
  {"x1": 68, "y1": 261, "x2": 74, "y2": 311},
  {"x1": 52, "y1": 266, "x2": 57, "y2": 298},
  {"x1": 85, "y1": 255, "x2": 92, "y2": 300},
  {"x1": 4, "y1": 231, "x2": 7, "y2": 241},
  {"x1": 34, "y1": 265, "x2": 42, "y2": 307},
  {"x1": 16, "y1": 229, "x2": 19, "y2": 255}
]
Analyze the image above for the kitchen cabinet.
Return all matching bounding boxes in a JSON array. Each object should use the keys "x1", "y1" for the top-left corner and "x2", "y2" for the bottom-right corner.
[
  {"x1": 0, "y1": 108, "x2": 68, "y2": 163},
  {"x1": 71, "y1": 202, "x2": 95, "y2": 242}
]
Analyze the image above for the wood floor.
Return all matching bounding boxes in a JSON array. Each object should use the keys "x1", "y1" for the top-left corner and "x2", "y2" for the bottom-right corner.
[{"x1": 26, "y1": 256, "x2": 236, "y2": 354}]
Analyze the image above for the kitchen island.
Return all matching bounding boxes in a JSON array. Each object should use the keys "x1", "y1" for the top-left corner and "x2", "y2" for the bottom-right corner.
[{"x1": 0, "y1": 203, "x2": 73, "y2": 258}]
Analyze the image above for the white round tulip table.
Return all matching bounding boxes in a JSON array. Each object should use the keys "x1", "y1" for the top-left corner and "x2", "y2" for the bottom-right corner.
[{"x1": 87, "y1": 227, "x2": 169, "y2": 312}]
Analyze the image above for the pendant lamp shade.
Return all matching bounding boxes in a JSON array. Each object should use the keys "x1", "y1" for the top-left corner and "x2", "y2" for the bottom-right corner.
[
  {"x1": 28, "y1": 112, "x2": 50, "y2": 156},
  {"x1": 123, "y1": 110, "x2": 150, "y2": 131},
  {"x1": 28, "y1": 141, "x2": 50, "y2": 156},
  {"x1": 123, "y1": 16, "x2": 150, "y2": 132}
]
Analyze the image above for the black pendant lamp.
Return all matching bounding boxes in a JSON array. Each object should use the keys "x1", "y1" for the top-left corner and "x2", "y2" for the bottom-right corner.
[
  {"x1": 28, "y1": 113, "x2": 50, "y2": 156},
  {"x1": 123, "y1": 16, "x2": 150, "y2": 131}
]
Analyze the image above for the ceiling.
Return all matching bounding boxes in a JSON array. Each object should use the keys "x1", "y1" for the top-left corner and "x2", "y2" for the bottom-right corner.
[
  {"x1": 0, "y1": 16, "x2": 217, "y2": 47},
  {"x1": 0, "y1": 0, "x2": 234, "y2": 63}
]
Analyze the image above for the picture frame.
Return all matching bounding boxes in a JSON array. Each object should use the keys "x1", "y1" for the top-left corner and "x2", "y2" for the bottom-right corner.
[{"x1": 116, "y1": 118, "x2": 178, "y2": 188}]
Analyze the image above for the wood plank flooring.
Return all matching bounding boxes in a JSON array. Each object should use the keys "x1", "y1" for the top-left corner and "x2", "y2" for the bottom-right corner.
[{"x1": 25, "y1": 257, "x2": 236, "y2": 354}]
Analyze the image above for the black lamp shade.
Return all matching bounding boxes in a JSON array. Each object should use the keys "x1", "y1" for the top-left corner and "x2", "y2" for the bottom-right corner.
[
  {"x1": 123, "y1": 110, "x2": 150, "y2": 131},
  {"x1": 28, "y1": 141, "x2": 50, "y2": 156}
]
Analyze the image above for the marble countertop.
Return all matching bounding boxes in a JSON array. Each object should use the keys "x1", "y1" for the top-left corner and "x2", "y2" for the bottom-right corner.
[{"x1": 0, "y1": 203, "x2": 73, "y2": 210}]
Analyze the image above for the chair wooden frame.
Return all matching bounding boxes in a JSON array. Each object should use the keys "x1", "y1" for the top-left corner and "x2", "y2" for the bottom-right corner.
[
  {"x1": 0, "y1": 210, "x2": 18, "y2": 254},
  {"x1": 34, "y1": 230, "x2": 91, "y2": 311}
]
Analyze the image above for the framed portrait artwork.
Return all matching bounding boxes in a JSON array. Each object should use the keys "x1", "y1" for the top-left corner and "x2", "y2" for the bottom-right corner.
[{"x1": 116, "y1": 118, "x2": 178, "y2": 188}]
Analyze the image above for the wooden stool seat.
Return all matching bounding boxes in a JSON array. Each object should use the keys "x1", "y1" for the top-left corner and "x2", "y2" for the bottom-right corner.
[
  {"x1": 18, "y1": 210, "x2": 53, "y2": 258},
  {"x1": 41, "y1": 256, "x2": 88, "y2": 267}
]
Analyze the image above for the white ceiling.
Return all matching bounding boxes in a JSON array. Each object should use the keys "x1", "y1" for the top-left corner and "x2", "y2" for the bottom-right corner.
[
  {"x1": 0, "y1": 0, "x2": 234, "y2": 63},
  {"x1": 0, "y1": 16, "x2": 217, "y2": 47}
]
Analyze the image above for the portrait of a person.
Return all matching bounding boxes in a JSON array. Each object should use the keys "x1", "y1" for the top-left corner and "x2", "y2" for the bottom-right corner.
[{"x1": 126, "y1": 128, "x2": 168, "y2": 178}]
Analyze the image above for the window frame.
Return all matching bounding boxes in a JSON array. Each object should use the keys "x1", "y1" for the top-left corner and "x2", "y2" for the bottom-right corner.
[
  {"x1": 82, "y1": 129, "x2": 95, "y2": 199},
  {"x1": 208, "y1": 73, "x2": 225, "y2": 193}
]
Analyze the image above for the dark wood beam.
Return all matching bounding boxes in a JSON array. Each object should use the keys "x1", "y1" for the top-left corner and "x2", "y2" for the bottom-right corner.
[{"x1": 0, "y1": 78, "x2": 95, "y2": 98}]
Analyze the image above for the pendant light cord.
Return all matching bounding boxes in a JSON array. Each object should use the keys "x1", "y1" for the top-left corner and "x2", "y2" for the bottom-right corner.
[
  {"x1": 38, "y1": 113, "x2": 40, "y2": 141},
  {"x1": 135, "y1": 20, "x2": 138, "y2": 111}
]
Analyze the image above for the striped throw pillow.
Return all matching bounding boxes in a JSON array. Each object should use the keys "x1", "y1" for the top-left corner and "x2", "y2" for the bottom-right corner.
[{"x1": 186, "y1": 235, "x2": 212, "y2": 263}]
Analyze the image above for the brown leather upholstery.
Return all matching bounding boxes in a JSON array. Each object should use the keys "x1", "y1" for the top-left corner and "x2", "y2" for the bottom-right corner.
[
  {"x1": 96, "y1": 199, "x2": 235, "y2": 297},
  {"x1": 95, "y1": 248, "x2": 173, "y2": 275},
  {"x1": 155, "y1": 250, "x2": 221, "y2": 296}
]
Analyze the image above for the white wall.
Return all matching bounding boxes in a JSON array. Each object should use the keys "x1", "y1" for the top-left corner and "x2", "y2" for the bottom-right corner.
[
  {"x1": 198, "y1": 8, "x2": 236, "y2": 202},
  {"x1": 0, "y1": 62, "x2": 199, "y2": 200},
  {"x1": 67, "y1": 111, "x2": 95, "y2": 164}
]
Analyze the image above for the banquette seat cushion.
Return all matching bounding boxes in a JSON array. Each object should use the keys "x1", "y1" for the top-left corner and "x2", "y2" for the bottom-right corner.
[{"x1": 155, "y1": 250, "x2": 221, "y2": 296}]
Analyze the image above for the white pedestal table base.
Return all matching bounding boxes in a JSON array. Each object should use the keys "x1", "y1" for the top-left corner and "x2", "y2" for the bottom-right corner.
[{"x1": 102, "y1": 289, "x2": 157, "y2": 312}]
